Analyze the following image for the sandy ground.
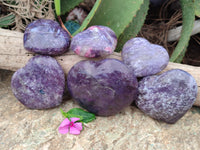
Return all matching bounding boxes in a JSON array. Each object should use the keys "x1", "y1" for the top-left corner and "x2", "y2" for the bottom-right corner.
[{"x1": 0, "y1": 69, "x2": 200, "y2": 150}]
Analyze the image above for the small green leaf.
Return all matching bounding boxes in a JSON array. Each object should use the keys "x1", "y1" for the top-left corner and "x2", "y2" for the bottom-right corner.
[
  {"x1": 60, "y1": 108, "x2": 84, "y2": 120},
  {"x1": 54, "y1": 0, "x2": 61, "y2": 16},
  {"x1": 170, "y1": 0, "x2": 195, "y2": 62},
  {"x1": 60, "y1": 108, "x2": 68, "y2": 118},
  {"x1": 194, "y1": 0, "x2": 200, "y2": 17},
  {"x1": 66, "y1": 108, "x2": 96, "y2": 123},
  {"x1": 0, "y1": 13, "x2": 15, "y2": 28},
  {"x1": 60, "y1": 0, "x2": 84, "y2": 15}
]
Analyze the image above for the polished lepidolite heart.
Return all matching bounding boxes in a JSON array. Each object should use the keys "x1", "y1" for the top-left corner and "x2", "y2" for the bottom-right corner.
[
  {"x1": 122, "y1": 37, "x2": 169, "y2": 77},
  {"x1": 135, "y1": 69, "x2": 198, "y2": 124},
  {"x1": 67, "y1": 58, "x2": 138, "y2": 116},
  {"x1": 24, "y1": 19, "x2": 71, "y2": 55},
  {"x1": 70, "y1": 25, "x2": 117, "y2": 58},
  {"x1": 11, "y1": 55, "x2": 65, "y2": 109}
]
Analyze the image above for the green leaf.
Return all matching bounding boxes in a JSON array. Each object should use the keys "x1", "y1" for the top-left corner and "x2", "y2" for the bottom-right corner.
[
  {"x1": 0, "y1": 13, "x2": 15, "y2": 28},
  {"x1": 116, "y1": 0, "x2": 149, "y2": 51},
  {"x1": 60, "y1": 108, "x2": 96, "y2": 123},
  {"x1": 60, "y1": 0, "x2": 84, "y2": 15},
  {"x1": 72, "y1": 0, "x2": 101, "y2": 36},
  {"x1": 60, "y1": 108, "x2": 84, "y2": 120},
  {"x1": 87, "y1": 0, "x2": 145, "y2": 37},
  {"x1": 194, "y1": 0, "x2": 200, "y2": 17},
  {"x1": 170, "y1": 0, "x2": 195, "y2": 63},
  {"x1": 54, "y1": 0, "x2": 61, "y2": 16},
  {"x1": 66, "y1": 108, "x2": 96, "y2": 123},
  {"x1": 60, "y1": 108, "x2": 68, "y2": 118}
]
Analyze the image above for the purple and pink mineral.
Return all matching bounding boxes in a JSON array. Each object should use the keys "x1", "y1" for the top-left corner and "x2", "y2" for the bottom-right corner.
[{"x1": 70, "y1": 25, "x2": 117, "y2": 58}]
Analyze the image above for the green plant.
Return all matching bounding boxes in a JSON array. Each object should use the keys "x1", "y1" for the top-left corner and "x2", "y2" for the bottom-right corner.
[
  {"x1": 53, "y1": 0, "x2": 197, "y2": 63},
  {"x1": 0, "y1": 13, "x2": 15, "y2": 28},
  {"x1": 194, "y1": 0, "x2": 200, "y2": 17},
  {"x1": 170, "y1": 0, "x2": 195, "y2": 63},
  {"x1": 55, "y1": 0, "x2": 149, "y2": 52}
]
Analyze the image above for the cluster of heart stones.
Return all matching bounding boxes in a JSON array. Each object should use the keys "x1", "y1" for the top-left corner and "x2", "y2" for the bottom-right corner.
[{"x1": 11, "y1": 19, "x2": 198, "y2": 124}]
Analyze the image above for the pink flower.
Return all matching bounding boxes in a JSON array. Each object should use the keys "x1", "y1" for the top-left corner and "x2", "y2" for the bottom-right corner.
[{"x1": 58, "y1": 118, "x2": 83, "y2": 135}]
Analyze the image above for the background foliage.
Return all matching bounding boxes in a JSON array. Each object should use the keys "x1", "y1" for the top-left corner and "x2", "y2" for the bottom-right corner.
[
  {"x1": 54, "y1": 0, "x2": 199, "y2": 63},
  {"x1": 0, "y1": 0, "x2": 199, "y2": 63}
]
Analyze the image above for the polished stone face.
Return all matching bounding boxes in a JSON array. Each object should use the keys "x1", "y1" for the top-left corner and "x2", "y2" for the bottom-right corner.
[
  {"x1": 67, "y1": 58, "x2": 138, "y2": 116},
  {"x1": 122, "y1": 37, "x2": 169, "y2": 77},
  {"x1": 11, "y1": 55, "x2": 65, "y2": 109},
  {"x1": 70, "y1": 25, "x2": 117, "y2": 58},
  {"x1": 136, "y1": 69, "x2": 198, "y2": 124},
  {"x1": 24, "y1": 19, "x2": 71, "y2": 55}
]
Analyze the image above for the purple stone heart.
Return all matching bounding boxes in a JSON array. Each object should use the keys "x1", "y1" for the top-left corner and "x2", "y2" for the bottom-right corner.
[
  {"x1": 11, "y1": 55, "x2": 65, "y2": 109},
  {"x1": 122, "y1": 37, "x2": 169, "y2": 77},
  {"x1": 135, "y1": 69, "x2": 198, "y2": 124},
  {"x1": 70, "y1": 25, "x2": 117, "y2": 58},
  {"x1": 24, "y1": 19, "x2": 71, "y2": 55},
  {"x1": 67, "y1": 58, "x2": 138, "y2": 116}
]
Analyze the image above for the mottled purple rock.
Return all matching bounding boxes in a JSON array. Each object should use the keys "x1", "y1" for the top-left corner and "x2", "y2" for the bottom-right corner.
[
  {"x1": 24, "y1": 19, "x2": 71, "y2": 55},
  {"x1": 122, "y1": 37, "x2": 169, "y2": 77},
  {"x1": 67, "y1": 59, "x2": 138, "y2": 116},
  {"x1": 135, "y1": 69, "x2": 198, "y2": 124},
  {"x1": 11, "y1": 56, "x2": 65, "y2": 109},
  {"x1": 70, "y1": 25, "x2": 117, "y2": 58}
]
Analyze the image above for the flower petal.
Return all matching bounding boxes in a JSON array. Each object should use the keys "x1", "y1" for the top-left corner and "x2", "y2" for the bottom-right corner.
[
  {"x1": 69, "y1": 126, "x2": 81, "y2": 135},
  {"x1": 58, "y1": 126, "x2": 69, "y2": 134},
  {"x1": 70, "y1": 117, "x2": 80, "y2": 123},
  {"x1": 59, "y1": 118, "x2": 70, "y2": 128},
  {"x1": 74, "y1": 122, "x2": 83, "y2": 131}
]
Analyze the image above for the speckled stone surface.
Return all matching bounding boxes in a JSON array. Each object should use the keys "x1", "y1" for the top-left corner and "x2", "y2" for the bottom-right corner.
[
  {"x1": 70, "y1": 26, "x2": 117, "y2": 58},
  {"x1": 11, "y1": 56, "x2": 65, "y2": 109},
  {"x1": 122, "y1": 37, "x2": 169, "y2": 77},
  {"x1": 67, "y1": 59, "x2": 138, "y2": 116},
  {"x1": 24, "y1": 19, "x2": 71, "y2": 55},
  {"x1": 136, "y1": 69, "x2": 198, "y2": 124},
  {"x1": 1, "y1": 70, "x2": 200, "y2": 150}
]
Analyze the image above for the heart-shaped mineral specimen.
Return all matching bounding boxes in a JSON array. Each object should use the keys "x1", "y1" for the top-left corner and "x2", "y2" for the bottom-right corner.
[
  {"x1": 67, "y1": 58, "x2": 138, "y2": 116},
  {"x1": 11, "y1": 55, "x2": 65, "y2": 109},
  {"x1": 135, "y1": 69, "x2": 198, "y2": 124},
  {"x1": 24, "y1": 19, "x2": 71, "y2": 55},
  {"x1": 70, "y1": 25, "x2": 117, "y2": 58},
  {"x1": 122, "y1": 37, "x2": 169, "y2": 77}
]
